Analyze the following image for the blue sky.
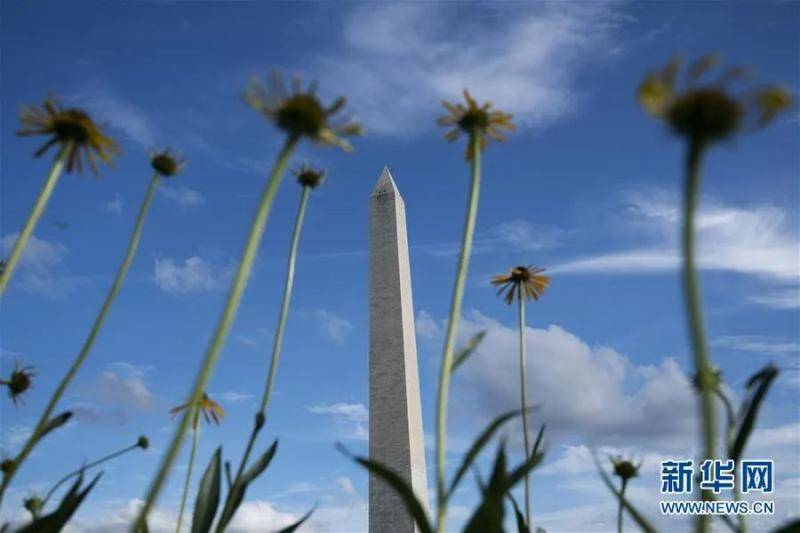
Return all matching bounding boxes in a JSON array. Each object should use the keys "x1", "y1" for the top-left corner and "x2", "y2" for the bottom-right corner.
[{"x1": 1, "y1": 1, "x2": 798, "y2": 531}]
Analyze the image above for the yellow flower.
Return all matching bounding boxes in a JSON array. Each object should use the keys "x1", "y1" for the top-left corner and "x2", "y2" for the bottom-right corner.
[
  {"x1": 292, "y1": 163, "x2": 326, "y2": 189},
  {"x1": 149, "y1": 148, "x2": 186, "y2": 177},
  {"x1": 437, "y1": 90, "x2": 515, "y2": 160},
  {"x1": 170, "y1": 393, "x2": 225, "y2": 427},
  {"x1": 244, "y1": 72, "x2": 362, "y2": 151},
  {"x1": 638, "y1": 55, "x2": 793, "y2": 144},
  {"x1": 1, "y1": 363, "x2": 35, "y2": 405},
  {"x1": 610, "y1": 456, "x2": 641, "y2": 482},
  {"x1": 491, "y1": 266, "x2": 549, "y2": 305},
  {"x1": 17, "y1": 97, "x2": 120, "y2": 175}
]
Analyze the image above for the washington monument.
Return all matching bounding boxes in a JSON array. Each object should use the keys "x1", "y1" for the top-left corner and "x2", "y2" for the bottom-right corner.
[{"x1": 369, "y1": 167, "x2": 429, "y2": 532}]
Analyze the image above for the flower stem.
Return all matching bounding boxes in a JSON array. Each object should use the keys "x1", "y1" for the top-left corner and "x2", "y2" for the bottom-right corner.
[
  {"x1": 618, "y1": 478, "x2": 628, "y2": 533},
  {"x1": 133, "y1": 135, "x2": 299, "y2": 531},
  {"x1": 233, "y1": 185, "x2": 311, "y2": 485},
  {"x1": 0, "y1": 142, "x2": 71, "y2": 296},
  {"x1": 0, "y1": 170, "x2": 160, "y2": 510},
  {"x1": 260, "y1": 184, "x2": 310, "y2": 416},
  {"x1": 682, "y1": 140, "x2": 716, "y2": 533},
  {"x1": 41, "y1": 440, "x2": 143, "y2": 511},
  {"x1": 518, "y1": 286, "x2": 531, "y2": 528},
  {"x1": 435, "y1": 132, "x2": 482, "y2": 533},
  {"x1": 176, "y1": 412, "x2": 201, "y2": 533}
]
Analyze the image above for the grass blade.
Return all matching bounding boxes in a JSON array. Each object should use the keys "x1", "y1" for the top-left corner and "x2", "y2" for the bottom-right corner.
[
  {"x1": 730, "y1": 364, "x2": 779, "y2": 462},
  {"x1": 191, "y1": 447, "x2": 221, "y2": 533}
]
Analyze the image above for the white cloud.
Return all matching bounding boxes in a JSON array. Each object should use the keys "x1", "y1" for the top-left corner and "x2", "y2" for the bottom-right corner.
[
  {"x1": 74, "y1": 84, "x2": 157, "y2": 147},
  {"x1": 64, "y1": 498, "x2": 366, "y2": 533},
  {"x1": 554, "y1": 192, "x2": 800, "y2": 282},
  {"x1": 307, "y1": 402, "x2": 368, "y2": 441},
  {"x1": 415, "y1": 220, "x2": 564, "y2": 258},
  {"x1": 307, "y1": 402, "x2": 367, "y2": 422},
  {"x1": 421, "y1": 310, "x2": 697, "y2": 448},
  {"x1": 102, "y1": 194, "x2": 124, "y2": 215},
  {"x1": 213, "y1": 390, "x2": 254, "y2": 404},
  {"x1": 158, "y1": 184, "x2": 205, "y2": 207},
  {"x1": 0, "y1": 233, "x2": 80, "y2": 296},
  {"x1": 335, "y1": 476, "x2": 357, "y2": 496},
  {"x1": 2, "y1": 423, "x2": 33, "y2": 449},
  {"x1": 313, "y1": 310, "x2": 354, "y2": 345},
  {"x1": 1, "y1": 233, "x2": 64, "y2": 273},
  {"x1": 153, "y1": 256, "x2": 231, "y2": 294},
  {"x1": 748, "y1": 288, "x2": 800, "y2": 310},
  {"x1": 712, "y1": 335, "x2": 800, "y2": 357},
  {"x1": 317, "y1": 3, "x2": 624, "y2": 136},
  {"x1": 92, "y1": 362, "x2": 154, "y2": 412},
  {"x1": 489, "y1": 220, "x2": 563, "y2": 252}
]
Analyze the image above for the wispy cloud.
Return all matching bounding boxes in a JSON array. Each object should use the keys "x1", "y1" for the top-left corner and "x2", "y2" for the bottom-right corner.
[
  {"x1": 213, "y1": 391, "x2": 254, "y2": 404},
  {"x1": 153, "y1": 256, "x2": 232, "y2": 294},
  {"x1": 102, "y1": 194, "x2": 124, "y2": 215},
  {"x1": 748, "y1": 288, "x2": 800, "y2": 310},
  {"x1": 712, "y1": 335, "x2": 800, "y2": 356},
  {"x1": 316, "y1": 3, "x2": 625, "y2": 136},
  {"x1": 554, "y1": 191, "x2": 800, "y2": 283},
  {"x1": 312, "y1": 310, "x2": 354, "y2": 345},
  {"x1": 71, "y1": 362, "x2": 155, "y2": 425},
  {"x1": 307, "y1": 402, "x2": 368, "y2": 441},
  {"x1": 0, "y1": 233, "x2": 86, "y2": 297},
  {"x1": 415, "y1": 219, "x2": 564, "y2": 258},
  {"x1": 157, "y1": 184, "x2": 205, "y2": 207},
  {"x1": 72, "y1": 83, "x2": 158, "y2": 148}
]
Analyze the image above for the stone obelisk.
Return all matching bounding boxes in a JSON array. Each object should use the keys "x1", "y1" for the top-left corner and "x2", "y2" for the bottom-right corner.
[{"x1": 369, "y1": 167, "x2": 429, "y2": 533}]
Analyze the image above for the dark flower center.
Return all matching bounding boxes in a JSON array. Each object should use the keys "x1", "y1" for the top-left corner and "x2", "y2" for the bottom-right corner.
[
  {"x1": 277, "y1": 94, "x2": 327, "y2": 138},
  {"x1": 458, "y1": 109, "x2": 490, "y2": 133},
  {"x1": 53, "y1": 110, "x2": 92, "y2": 144},
  {"x1": 9, "y1": 370, "x2": 31, "y2": 395},
  {"x1": 614, "y1": 462, "x2": 639, "y2": 480},
  {"x1": 668, "y1": 89, "x2": 742, "y2": 143},
  {"x1": 297, "y1": 170, "x2": 323, "y2": 188},
  {"x1": 510, "y1": 266, "x2": 530, "y2": 283},
  {"x1": 151, "y1": 154, "x2": 179, "y2": 176}
]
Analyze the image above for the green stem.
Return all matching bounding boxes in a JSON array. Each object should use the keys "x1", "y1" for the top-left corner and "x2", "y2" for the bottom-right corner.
[
  {"x1": 0, "y1": 142, "x2": 71, "y2": 296},
  {"x1": 176, "y1": 412, "x2": 201, "y2": 533},
  {"x1": 682, "y1": 140, "x2": 716, "y2": 533},
  {"x1": 0, "y1": 171, "x2": 160, "y2": 510},
  {"x1": 435, "y1": 132, "x2": 482, "y2": 533},
  {"x1": 221, "y1": 184, "x2": 311, "y2": 528},
  {"x1": 618, "y1": 478, "x2": 628, "y2": 533},
  {"x1": 133, "y1": 135, "x2": 299, "y2": 531},
  {"x1": 239, "y1": 185, "x2": 310, "y2": 472},
  {"x1": 259, "y1": 184, "x2": 310, "y2": 416},
  {"x1": 518, "y1": 286, "x2": 531, "y2": 529},
  {"x1": 41, "y1": 440, "x2": 142, "y2": 510}
]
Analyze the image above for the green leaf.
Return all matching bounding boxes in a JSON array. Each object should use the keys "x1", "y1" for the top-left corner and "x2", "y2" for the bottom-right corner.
[
  {"x1": 18, "y1": 471, "x2": 101, "y2": 533},
  {"x1": 39, "y1": 411, "x2": 73, "y2": 441},
  {"x1": 191, "y1": 447, "x2": 221, "y2": 533},
  {"x1": 772, "y1": 518, "x2": 800, "y2": 533},
  {"x1": 448, "y1": 408, "x2": 526, "y2": 498},
  {"x1": 530, "y1": 424, "x2": 545, "y2": 458},
  {"x1": 507, "y1": 492, "x2": 530, "y2": 533},
  {"x1": 451, "y1": 331, "x2": 487, "y2": 374},
  {"x1": 338, "y1": 444, "x2": 433, "y2": 533},
  {"x1": 215, "y1": 441, "x2": 278, "y2": 532},
  {"x1": 241, "y1": 439, "x2": 278, "y2": 484},
  {"x1": 730, "y1": 364, "x2": 779, "y2": 462},
  {"x1": 593, "y1": 452, "x2": 656, "y2": 533},
  {"x1": 505, "y1": 452, "x2": 545, "y2": 494},
  {"x1": 464, "y1": 443, "x2": 507, "y2": 533},
  {"x1": 276, "y1": 506, "x2": 315, "y2": 533}
]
